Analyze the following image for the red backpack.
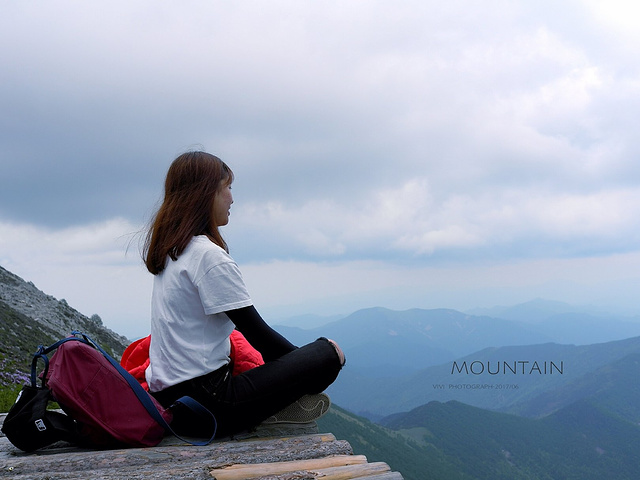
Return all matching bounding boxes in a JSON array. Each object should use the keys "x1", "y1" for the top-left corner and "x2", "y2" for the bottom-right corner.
[{"x1": 2, "y1": 332, "x2": 215, "y2": 452}]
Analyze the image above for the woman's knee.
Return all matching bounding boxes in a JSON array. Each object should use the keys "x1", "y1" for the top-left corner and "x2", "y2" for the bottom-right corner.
[
  {"x1": 326, "y1": 338, "x2": 346, "y2": 367},
  {"x1": 314, "y1": 337, "x2": 345, "y2": 369}
]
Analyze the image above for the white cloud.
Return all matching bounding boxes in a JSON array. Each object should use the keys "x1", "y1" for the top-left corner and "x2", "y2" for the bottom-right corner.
[
  {"x1": 583, "y1": 0, "x2": 640, "y2": 43},
  {"x1": 232, "y1": 178, "x2": 640, "y2": 261},
  {"x1": 1, "y1": 0, "x2": 640, "y2": 331}
]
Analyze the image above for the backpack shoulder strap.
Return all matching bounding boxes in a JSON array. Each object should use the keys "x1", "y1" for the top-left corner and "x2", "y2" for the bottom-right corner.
[{"x1": 31, "y1": 336, "x2": 92, "y2": 387}]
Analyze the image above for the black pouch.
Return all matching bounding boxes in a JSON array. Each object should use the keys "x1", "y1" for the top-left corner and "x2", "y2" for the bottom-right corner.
[{"x1": 1, "y1": 385, "x2": 78, "y2": 452}]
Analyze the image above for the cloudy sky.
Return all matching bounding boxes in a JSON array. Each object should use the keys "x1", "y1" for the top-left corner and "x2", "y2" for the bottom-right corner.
[{"x1": 1, "y1": 1, "x2": 639, "y2": 339}]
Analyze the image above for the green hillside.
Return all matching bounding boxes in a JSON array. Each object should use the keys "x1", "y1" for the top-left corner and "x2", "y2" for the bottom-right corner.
[
  {"x1": 317, "y1": 404, "x2": 465, "y2": 480},
  {"x1": 508, "y1": 351, "x2": 640, "y2": 422},
  {"x1": 0, "y1": 300, "x2": 61, "y2": 383},
  {"x1": 380, "y1": 400, "x2": 640, "y2": 480}
]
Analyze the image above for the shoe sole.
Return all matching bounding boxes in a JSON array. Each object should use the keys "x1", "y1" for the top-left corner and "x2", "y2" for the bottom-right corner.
[{"x1": 262, "y1": 393, "x2": 331, "y2": 424}]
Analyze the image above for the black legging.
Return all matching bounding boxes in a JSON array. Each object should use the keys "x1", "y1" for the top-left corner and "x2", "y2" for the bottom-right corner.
[{"x1": 152, "y1": 337, "x2": 342, "y2": 438}]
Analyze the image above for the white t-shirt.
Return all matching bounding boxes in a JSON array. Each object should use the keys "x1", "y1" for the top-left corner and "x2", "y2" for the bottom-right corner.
[{"x1": 146, "y1": 236, "x2": 253, "y2": 392}]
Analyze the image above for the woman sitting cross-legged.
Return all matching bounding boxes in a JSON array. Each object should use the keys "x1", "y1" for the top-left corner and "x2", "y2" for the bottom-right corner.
[{"x1": 142, "y1": 151, "x2": 345, "y2": 438}]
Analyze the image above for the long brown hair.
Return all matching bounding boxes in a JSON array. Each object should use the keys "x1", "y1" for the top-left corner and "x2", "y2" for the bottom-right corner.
[{"x1": 143, "y1": 151, "x2": 233, "y2": 275}]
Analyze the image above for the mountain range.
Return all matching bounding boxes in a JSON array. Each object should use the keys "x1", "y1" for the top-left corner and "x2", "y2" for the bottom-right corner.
[
  {"x1": 330, "y1": 336, "x2": 640, "y2": 419},
  {"x1": 271, "y1": 303, "x2": 640, "y2": 419},
  {"x1": 273, "y1": 302, "x2": 640, "y2": 373}
]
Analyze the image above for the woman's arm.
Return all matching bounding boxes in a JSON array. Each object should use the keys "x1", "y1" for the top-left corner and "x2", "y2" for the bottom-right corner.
[{"x1": 225, "y1": 306, "x2": 297, "y2": 361}]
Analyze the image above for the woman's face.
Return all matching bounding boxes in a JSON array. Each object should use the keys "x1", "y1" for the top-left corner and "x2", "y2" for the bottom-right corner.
[{"x1": 212, "y1": 181, "x2": 233, "y2": 227}]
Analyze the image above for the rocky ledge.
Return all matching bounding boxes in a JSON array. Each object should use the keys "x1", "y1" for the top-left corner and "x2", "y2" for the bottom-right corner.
[{"x1": 0, "y1": 414, "x2": 403, "y2": 480}]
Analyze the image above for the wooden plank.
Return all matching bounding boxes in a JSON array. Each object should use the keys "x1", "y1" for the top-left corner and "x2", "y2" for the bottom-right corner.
[
  {"x1": 353, "y1": 473, "x2": 404, "y2": 480},
  {"x1": 210, "y1": 462, "x2": 401, "y2": 480},
  {"x1": 310, "y1": 462, "x2": 391, "y2": 480},
  {"x1": 209, "y1": 454, "x2": 368, "y2": 479},
  {"x1": 1, "y1": 418, "x2": 404, "y2": 480}
]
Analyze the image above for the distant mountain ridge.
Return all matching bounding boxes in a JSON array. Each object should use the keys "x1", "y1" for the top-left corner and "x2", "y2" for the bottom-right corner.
[
  {"x1": 335, "y1": 336, "x2": 640, "y2": 419},
  {"x1": 271, "y1": 303, "x2": 640, "y2": 419},
  {"x1": 466, "y1": 298, "x2": 640, "y2": 344},
  {"x1": 508, "y1": 350, "x2": 640, "y2": 421},
  {"x1": 275, "y1": 307, "x2": 555, "y2": 377}
]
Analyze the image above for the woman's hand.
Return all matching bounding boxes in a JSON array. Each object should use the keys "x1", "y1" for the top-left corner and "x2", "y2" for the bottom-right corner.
[{"x1": 327, "y1": 339, "x2": 346, "y2": 367}]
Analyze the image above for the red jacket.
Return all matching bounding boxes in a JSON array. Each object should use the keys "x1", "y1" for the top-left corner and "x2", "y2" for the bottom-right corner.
[{"x1": 120, "y1": 330, "x2": 264, "y2": 391}]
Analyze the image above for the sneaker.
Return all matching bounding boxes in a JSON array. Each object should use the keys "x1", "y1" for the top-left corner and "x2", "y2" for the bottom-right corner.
[{"x1": 261, "y1": 393, "x2": 331, "y2": 424}]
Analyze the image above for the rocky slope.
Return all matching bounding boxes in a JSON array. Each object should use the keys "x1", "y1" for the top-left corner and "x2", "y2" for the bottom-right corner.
[{"x1": 0, "y1": 264, "x2": 130, "y2": 384}]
